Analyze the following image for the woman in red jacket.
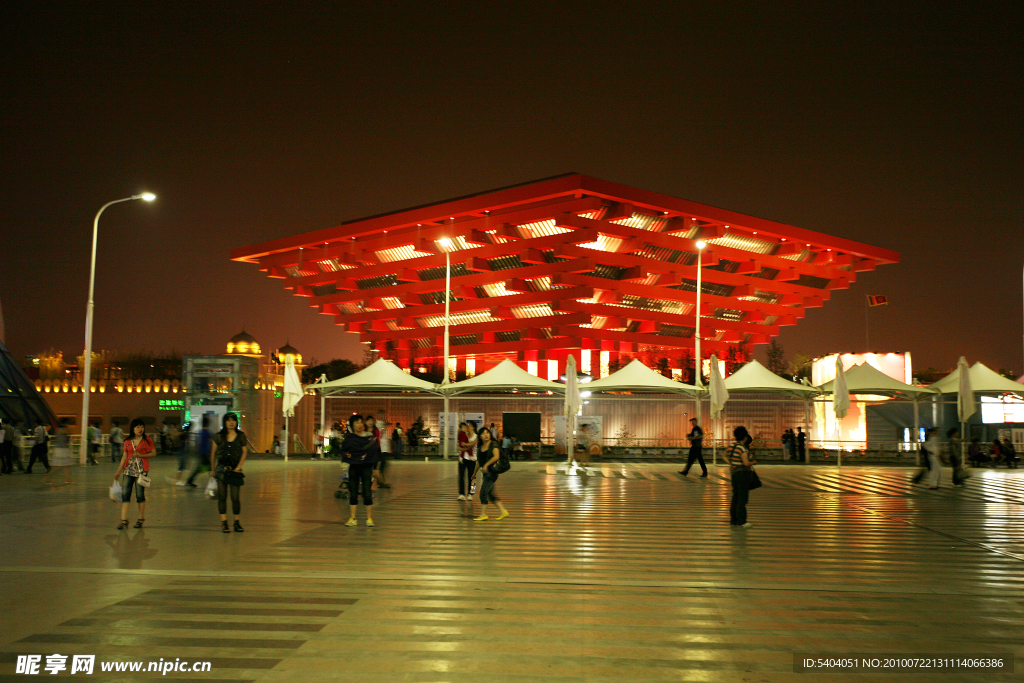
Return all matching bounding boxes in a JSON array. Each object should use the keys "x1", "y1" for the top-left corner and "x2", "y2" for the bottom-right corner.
[{"x1": 113, "y1": 418, "x2": 154, "y2": 529}]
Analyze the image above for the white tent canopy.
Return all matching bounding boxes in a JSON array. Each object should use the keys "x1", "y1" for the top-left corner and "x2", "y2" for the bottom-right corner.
[
  {"x1": 309, "y1": 358, "x2": 440, "y2": 395},
  {"x1": 441, "y1": 359, "x2": 565, "y2": 395},
  {"x1": 584, "y1": 359, "x2": 700, "y2": 396},
  {"x1": 722, "y1": 359, "x2": 819, "y2": 397},
  {"x1": 930, "y1": 361, "x2": 1024, "y2": 395},
  {"x1": 815, "y1": 362, "x2": 936, "y2": 398}
]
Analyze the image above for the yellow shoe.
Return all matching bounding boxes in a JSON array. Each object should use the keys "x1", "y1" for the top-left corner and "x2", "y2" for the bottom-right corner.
[
  {"x1": 496, "y1": 511, "x2": 509, "y2": 520},
  {"x1": 366, "y1": 519, "x2": 375, "y2": 527},
  {"x1": 345, "y1": 518, "x2": 357, "y2": 527},
  {"x1": 473, "y1": 515, "x2": 489, "y2": 521}
]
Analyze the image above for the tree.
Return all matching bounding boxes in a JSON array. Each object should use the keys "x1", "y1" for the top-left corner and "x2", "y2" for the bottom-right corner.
[
  {"x1": 361, "y1": 346, "x2": 379, "y2": 368},
  {"x1": 789, "y1": 352, "x2": 813, "y2": 382},
  {"x1": 678, "y1": 350, "x2": 695, "y2": 384},
  {"x1": 766, "y1": 339, "x2": 787, "y2": 377},
  {"x1": 302, "y1": 358, "x2": 359, "y2": 383},
  {"x1": 913, "y1": 367, "x2": 947, "y2": 384},
  {"x1": 725, "y1": 343, "x2": 750, "y2": 375}
]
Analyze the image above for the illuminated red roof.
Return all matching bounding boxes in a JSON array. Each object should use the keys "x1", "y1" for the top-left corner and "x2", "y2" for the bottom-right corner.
[{"x1": 232, "y1": 174, "x2": 898, "y2": 374}]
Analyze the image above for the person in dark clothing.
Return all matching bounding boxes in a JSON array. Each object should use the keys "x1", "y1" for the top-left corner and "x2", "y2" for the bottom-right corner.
[
  {"x1": 967, "y1": 437, "x2": 988, "y2": 467},
  {"x1": 727, "y1": 426, "x2": 757, "y2": 527},
  {"x1": 0, "y1": 418, "x2": 15, "y2": 474},
  {"x1": 26, "y1": 421, "x2": 51, "y2": 474},
  {"x1": 210, "y1": 413, "x2": 248, "y2": 533},
  {"x1": 796, "y1": 427, "x2": 807, "y2": 462},
  {"x1": 342, "y1": 415, "x2": 381, "y2": 527},
  {"x1": 183, "y1": 417, "x2": 213, "y2": 487},
  {"x1": 391, "y1": 423, "x2": 404, "y2": 459},
  {"x1": 473, "y1": 427, "x2": 509, "y2": 521},
  {"x1": 947, "y1": 427, "x2": 967, "y2": 487},
  {"x1": 407, "y1": 425, "x2": 418, "y2": 455},
  {"x1": 679, "y1": 418, "x2": 707, "y2": 477},
  {"x1": 1002, "y1": 439, "x2": 1019, "y2": 468}
]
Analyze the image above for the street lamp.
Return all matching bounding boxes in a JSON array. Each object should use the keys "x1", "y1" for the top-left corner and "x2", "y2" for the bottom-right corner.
[
  {"x1": 694, "y1": 240, "x2": 706, "y2": 388},
  {"x1": 80, "y1": 193, "x2": 156, "y2": 464},
  {"x1": 438, "y1": 237, "x2": 453, "y2": 460}
]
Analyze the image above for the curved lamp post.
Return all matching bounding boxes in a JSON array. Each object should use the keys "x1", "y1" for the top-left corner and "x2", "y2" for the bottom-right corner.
[{"x1": 80, "y1": 193, "x2": 156, "y2": 464}]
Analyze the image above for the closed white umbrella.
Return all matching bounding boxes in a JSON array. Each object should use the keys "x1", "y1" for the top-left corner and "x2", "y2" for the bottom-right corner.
[
  {"x1": 282, "y1": 359, "x2": 304, "y2": 462},
  {"x1": 708, "y1": 354, "x2": 729, "y2": 466},
  {"x1": 832, "y1": 355, "x2": 850, "y2": 466},
  {"x1": 708, "y1": 354, "x2": 729, "y2": 418},
  {"x1": 833, "y1": 355, "x2": 850, "y2": 420},
  {"x1": 956, "y1": 356, "x2": 975, "y2": 423},
  {"x1": 957, "y1": 356, "x2": 974, "y2": 459},
  {"x1": 564, "y1": 355, "x2": 581, "y2": 468}
]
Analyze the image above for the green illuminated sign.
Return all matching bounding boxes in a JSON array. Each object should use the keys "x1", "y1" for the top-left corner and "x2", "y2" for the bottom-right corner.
[{"x1": 159, "y1": 399, "x2": 185, "y2": 411}]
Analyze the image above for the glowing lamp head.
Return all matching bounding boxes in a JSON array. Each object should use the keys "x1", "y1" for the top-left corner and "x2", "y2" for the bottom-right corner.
[
  {"x1": 140, "y1": 192, "x2": 156, "y2": 202},
  {"x1": 438, "y1": 237, "x2": 453, "y2": 249},
  {"x1": 695, "y1": 240, "x2": 707, "y2": 250}
]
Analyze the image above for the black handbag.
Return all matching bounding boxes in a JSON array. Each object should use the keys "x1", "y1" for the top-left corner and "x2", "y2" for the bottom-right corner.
[
  {"x1": 747, "y1": 468, "x2": 762, "y2": 490},
  {"x1": 221, "y1": 469, "x2": 245, "y2": 486}
]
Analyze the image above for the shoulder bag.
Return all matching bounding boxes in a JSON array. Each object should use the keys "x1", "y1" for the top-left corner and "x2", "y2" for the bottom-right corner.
[{"x1": 131, "y1": 439, "x2": 151, "y2": 487}]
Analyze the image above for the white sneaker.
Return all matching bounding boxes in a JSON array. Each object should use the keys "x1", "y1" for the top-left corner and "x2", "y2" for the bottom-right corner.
[
  {"x1": 458, "y1": 494, "x2": 466, "y2": 500},
  {"x1": 175, "y1": 481, "x2": 185, "y2": 487},
  {"x1": 741, "y1": 522, "x2": 753, "y2": 528}
]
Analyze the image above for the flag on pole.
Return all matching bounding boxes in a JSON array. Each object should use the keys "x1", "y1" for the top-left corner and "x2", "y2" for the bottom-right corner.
[
  {"x1": 867, "y1": 295, "x2": 888, "y2": 307},
  {"x1": 708, "y1": 354, "x2": 729, "y2": 418}
]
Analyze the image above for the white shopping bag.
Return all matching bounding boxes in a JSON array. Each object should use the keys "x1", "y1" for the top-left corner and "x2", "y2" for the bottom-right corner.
[
  {"x1": 109, "y1": 481, "x2": 123, "y2": 502},
  {"x1": 204, "y1": 477, "x2": 219, "y2": 500}
]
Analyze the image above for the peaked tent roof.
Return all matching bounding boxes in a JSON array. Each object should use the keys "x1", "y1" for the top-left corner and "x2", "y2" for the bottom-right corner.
[
  {"x1": 309, "y1": 358, "x2": 439, "y2": 395},
  {"x1": 722, "y1": 359, "x2": 819, "y2": 397},
  {"x1": 815, "y1": 362, "x2": 936, "y2": 398},
  {"x1": 584, "y1": 359, "x2": 700, "y2": 395},
  {"x1": 441, "y1": 359, "x2": 564, "y2": 395},
  {"x1": 930, "y1": 362, "x2": 1024, "y2": 395}
]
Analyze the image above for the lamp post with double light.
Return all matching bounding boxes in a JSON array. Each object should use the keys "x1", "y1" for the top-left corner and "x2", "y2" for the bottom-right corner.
[
  {"x1": 80, "y1": 193, "x2": 156, "y2": 464},
  {"x1": 694, "y1": 239, "x2": 706, "y2": 430},
  {"x1": 694, "y1": 240, "x2": 707, "y2": 388},
  {"x1": 438, "y1": 237, "x2": 453, "y2": 460}
]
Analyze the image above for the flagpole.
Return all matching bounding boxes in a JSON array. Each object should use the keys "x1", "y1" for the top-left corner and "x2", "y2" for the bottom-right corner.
[{"x1": 865, "y1": 295, "x2": 870, "y2": 351}]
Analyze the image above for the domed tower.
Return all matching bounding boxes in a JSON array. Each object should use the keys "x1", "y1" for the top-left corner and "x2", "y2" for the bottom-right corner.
[
  {"x1": 275, "y1": 342, "x2": 303, "y2": 366},
  {"x1": 225, "y1": 330, "x2": 262, "y2": 358}
]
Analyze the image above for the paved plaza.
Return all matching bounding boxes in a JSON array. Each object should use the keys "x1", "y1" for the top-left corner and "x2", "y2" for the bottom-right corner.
[{"x1": 1, "y1": 457, "x2": 1021, "y2": 682}]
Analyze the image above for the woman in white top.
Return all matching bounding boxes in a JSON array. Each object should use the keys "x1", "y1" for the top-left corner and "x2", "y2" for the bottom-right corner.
[{"x1": 44, "y1": 418, "x2": 73, "y2": 485}]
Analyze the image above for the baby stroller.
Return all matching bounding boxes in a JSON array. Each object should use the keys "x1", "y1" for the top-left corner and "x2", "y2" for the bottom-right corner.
[{"x1": 333, "y1": 464, "x2": 349, "y2": 498}]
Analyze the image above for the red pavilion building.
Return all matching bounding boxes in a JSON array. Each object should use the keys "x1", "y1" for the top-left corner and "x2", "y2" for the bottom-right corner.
[{"x1": 231, "y1": 174, "x2": 898, "y2": 381}]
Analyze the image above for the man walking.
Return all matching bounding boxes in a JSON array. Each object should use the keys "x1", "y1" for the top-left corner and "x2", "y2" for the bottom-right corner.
[
  {"x1": 26, "y1": 420, "x2": 51, "y2": 474},
  {"x1": 391, "y1": 423, "x2": 403, "y2": 459},
  {"x1": 796, "y1": 426, "x2": 807, "y2": 463},
  {"x1": 679, "y1": 418, "x2": 707, "y2": 477}
]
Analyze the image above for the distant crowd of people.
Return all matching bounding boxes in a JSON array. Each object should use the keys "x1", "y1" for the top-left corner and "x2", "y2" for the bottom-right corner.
[{"x1": 1, "y1": 413, "x2": 1018, "y2": 535}]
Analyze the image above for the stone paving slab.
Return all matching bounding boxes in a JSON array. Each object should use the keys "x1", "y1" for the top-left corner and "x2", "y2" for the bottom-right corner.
[{"x1": 1, "y1": 459, "x2": 1020, "y2": 681}]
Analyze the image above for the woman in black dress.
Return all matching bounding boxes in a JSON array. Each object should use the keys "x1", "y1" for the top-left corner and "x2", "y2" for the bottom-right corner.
[{"x1": 209, "y1": 412, "x2": 248, "y2": 533}]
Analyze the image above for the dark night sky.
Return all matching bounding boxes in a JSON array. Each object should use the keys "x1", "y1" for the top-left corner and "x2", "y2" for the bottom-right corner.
[{"x1": 2, "y1": 2, "x2": 1022, "y2": 376}]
